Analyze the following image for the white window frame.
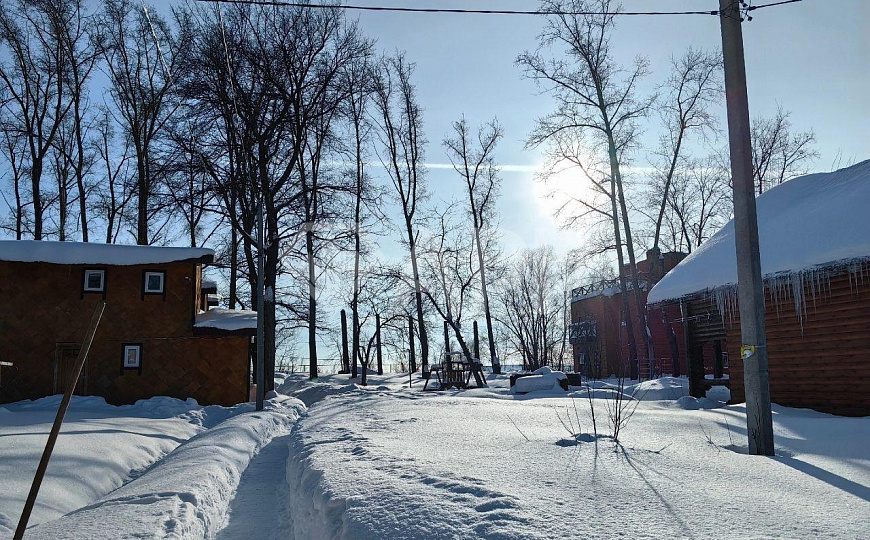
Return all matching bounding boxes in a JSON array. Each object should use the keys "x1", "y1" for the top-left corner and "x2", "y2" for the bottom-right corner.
[
  {"x1": 123, "y1": 344, "x2": 141, "y2": 369},
  {"x1": 83, "y1": 269, "x2": 105, "y2": 292},
  {"x1": 144, "y1": 271, "x2": 165, "y2": 294}
]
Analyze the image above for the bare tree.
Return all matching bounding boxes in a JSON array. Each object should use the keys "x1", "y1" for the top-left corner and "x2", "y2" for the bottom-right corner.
[
  {"x1": 495, "y1": 246, "x2": 570, "y2": 370},
  {"x1": 418, "y1": 205, "x2": 479, "y2": 363},
  {"x1": 0, "y1": 123, "x2": 29, "y2": 238},
  {"x1": 372, "y1": 53, "x2": 429, "y2": 372},
  {"x1": 660, "y1": 155, "x2": 731, "y2": 253},
  {"x1": 92, "y1": 108, "x2": 134, "y2": 243},
  {"x1": 95, "y1": 0, "x2": 192, "y2": 245},
  {"x1": 518, "y1": 0, "x2": 655, "y2": 379},
  {"x1": 0, "y1": 0, "x2": 74, "y2": 239},
  {"x1": 751, "y1": 106, "x2": 818, "y2": 195},
  {"x1": 59, "y1": 0, "x2": 98, "y2": 241},
  {"x1": 184, "y1": 3, "x2": 369, "y2": 383},
  {"x1": 650, "y1": 47, "x2": 721, "y2": 252},
  {"x1": 443, "y1": 115, "x2": 503, "y2": 372}
]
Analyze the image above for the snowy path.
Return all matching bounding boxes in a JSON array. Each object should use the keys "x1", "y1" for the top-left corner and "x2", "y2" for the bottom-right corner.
[{"x1": 215, "y1": 434, "x2": 295, "y2": 540}]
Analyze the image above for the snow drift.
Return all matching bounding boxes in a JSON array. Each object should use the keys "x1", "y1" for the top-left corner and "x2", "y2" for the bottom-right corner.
[
  {"x1": 648, "y1": 159, "x2": 870, "y2": 303},
  {"x1": 18, "y1": 396, "x2": 304, "y2": 540}
]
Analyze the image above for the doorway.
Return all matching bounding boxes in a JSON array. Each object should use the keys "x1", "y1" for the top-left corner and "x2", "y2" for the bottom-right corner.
[{"x1": 54, "y1": 343, "x2": 86, "y2": 395}]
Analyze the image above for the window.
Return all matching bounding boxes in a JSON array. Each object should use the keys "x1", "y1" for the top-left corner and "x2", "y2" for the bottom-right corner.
[
  {"x1": 121, "y1": 344, "x2": 142, "y2": 373},
  {"x1": 144, "y1": 271, "x2": 165, "y2": 295},
  {"x1": 83, "y1": 269, "x2": 105, "y2": 292}
]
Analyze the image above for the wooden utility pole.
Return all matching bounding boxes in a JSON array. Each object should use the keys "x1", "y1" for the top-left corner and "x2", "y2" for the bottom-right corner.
[
  {"x1": 719, "y1": 0, "x2": 774, "y2": 456},
  {"x1": 15, "y1": 301, "x2": 105, "y2": 540}
]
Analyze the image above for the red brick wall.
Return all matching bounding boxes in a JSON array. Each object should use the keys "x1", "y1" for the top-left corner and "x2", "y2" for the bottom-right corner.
[{"x1": 0, "y1": 260, "x2": 249, "y2": 406}]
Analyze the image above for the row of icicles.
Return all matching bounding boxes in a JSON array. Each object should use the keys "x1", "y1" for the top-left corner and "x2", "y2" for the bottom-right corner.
[{"x1": 708, "y1": 259, "x2": 868, "y2": 335}]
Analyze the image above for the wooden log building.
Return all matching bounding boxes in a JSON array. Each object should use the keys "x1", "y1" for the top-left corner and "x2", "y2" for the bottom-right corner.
[
  {"x1": 647, "y1": 160, "x2": 870, "y2": 416},
  {"x1": 0, "y1": 241, "x2": 257, "y2": 406}
]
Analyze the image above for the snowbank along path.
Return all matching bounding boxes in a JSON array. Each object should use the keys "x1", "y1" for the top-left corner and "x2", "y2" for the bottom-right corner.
[{"x1": 279, "y1": 373, "x2": 870, "y2": 540}]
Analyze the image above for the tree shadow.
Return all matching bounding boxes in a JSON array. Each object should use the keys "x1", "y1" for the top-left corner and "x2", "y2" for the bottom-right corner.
[
  {"x1": 773, "y1": 456, "x2": 870, "y2": 503},
  {"x1": 615, "y1": 443, "x2": 697, "y2": 540}
]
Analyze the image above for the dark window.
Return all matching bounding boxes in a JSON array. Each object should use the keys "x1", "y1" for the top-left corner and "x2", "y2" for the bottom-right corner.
[
  {"x1": 142, "y1": 270, "x2": 166, "y2": 297},
  {"x1": 83, "y1": 269, "x2": 105, "y2": 292},
  {"x1": 121, "y1": 343, "x2": 143, "y2": 374}
]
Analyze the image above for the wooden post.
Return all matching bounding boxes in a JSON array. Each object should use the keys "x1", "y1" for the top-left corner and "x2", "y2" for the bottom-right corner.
[
  {"x1": 719, "y1": 0, "x2": 774, "y2": 455},
  {"x1": 473, "y1": 320, "x2": 480, "y2": 360},
  {"x1": 376, "y1": 313, "x2": 383, "y2": 376},
  {"x1": 341, "y1": 309, "x2": 353, "y2": 377},
  {"x1": 408, "y1": 315, "x2": 416, "y2": 374},
  {"x1": 713, "y1": 339, "x2": 724, "y2": 379},
  {"x1": 15, "y1": 301, "x2": 106, "y2": 540}
]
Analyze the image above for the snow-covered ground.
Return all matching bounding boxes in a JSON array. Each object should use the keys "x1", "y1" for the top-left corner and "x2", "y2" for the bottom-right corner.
[
  {"x1": 279, "y1": 373, "x2": 870, "y2": 540},
  {"x1": 0, "y1": 394, "x2": 304, "y2": 539},
  {"x1": 3, "y1": 373, "x2": 868, "y2": 539}
]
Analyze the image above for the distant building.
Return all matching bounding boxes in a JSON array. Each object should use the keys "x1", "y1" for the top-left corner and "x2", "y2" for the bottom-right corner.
[
  {"x1": 648, "y1": 160, "x2": 870, "y2": 416},
  {"x1": 0, "y1": 241, "x2": 256, "y2": 406},
  {"x1": 570, "y1": 250, "x2": 688, "y2": 379}
]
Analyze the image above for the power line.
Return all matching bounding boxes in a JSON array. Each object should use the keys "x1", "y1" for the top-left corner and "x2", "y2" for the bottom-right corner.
[{"x1": 192, "y1": 0, "x2": 804, "y2": 18}]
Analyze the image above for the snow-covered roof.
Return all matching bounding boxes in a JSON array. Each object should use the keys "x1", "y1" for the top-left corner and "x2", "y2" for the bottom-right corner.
[
  {"x1": 648, "y1": 159, "x2": 870, "y2": 304},
  {"x1": 194, "y1": 308, "x2": 257, "y2": 333},
  {"x1": 0, "y1": 240, "x2": 214, "y2": 266},
  {"x1": 201, "y1": 279, "x2": 218, "y2": 290}
]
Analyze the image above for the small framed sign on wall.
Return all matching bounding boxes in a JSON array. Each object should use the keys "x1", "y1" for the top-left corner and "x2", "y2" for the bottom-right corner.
[{"x1": 121, "y1": 343, "x2": 143, "y2": 374}]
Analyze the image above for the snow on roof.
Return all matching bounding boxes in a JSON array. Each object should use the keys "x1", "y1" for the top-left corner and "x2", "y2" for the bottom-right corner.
[
  {"x1": 0, "y1": 240, "x2": 214, "y2": 266},
  {"x1": 194, "y1": 308, "x2": 257, "y2": 332},
  {"x1": 648, "y1": 159, "x2": 870, "y2": 304},
  {"x1": 201, "y1": 279, "x2": 218, "y2": 290}
]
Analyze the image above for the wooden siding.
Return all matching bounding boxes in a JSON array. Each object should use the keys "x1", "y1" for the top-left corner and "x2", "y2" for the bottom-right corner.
[
  {"x1": 0, "y1": 260, "x2": 249, "y2": 406},
  {"x1": 722, "y1": 265, "x2": 870, "y2": 416}
]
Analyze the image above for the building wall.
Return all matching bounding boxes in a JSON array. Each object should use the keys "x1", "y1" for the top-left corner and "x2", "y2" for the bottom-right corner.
[
  {"x1": 571, "y1": 251, "x2": 689, "y2": 378},
  {"x1": 0, "y1": 260, "x2": 249, "y2": 406},
  {"x1": 572, "y1": 290, "x2": 687, "y2": 378},
  {"x1": 724, "y1": 265, "x2": 870, "y2": 416}
]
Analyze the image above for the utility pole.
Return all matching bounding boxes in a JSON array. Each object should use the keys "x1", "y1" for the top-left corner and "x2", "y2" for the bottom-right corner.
[
  {"x1": 256, "y1": 200, "x2": 265, "y2": 411},
  {"x1": 719, "y1": 0, "x2": 774, "y2": 456}
]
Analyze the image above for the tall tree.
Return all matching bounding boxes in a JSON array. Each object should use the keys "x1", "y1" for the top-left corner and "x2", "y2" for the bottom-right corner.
[
  {"x1": 185, "y1": 3, "x2": 369, "y2": 383},
  {"x1": 58, "y1": 0, "x2": 98, "y2": 241},
  {"x1": 0, "y1": 0, "x2": 73, "y2": 239},
  {"x1": 95, "y1": 0, "x2": 192, "y2": 245},
  {"x1": 650, "y1": 47, "x2": 721, "y2": 252},
  {"x1": 519, "y1": 0, "x2": 654, "y2": 377},
  {"x1": 372, "y1": 53, "x2": 428, "y2": 372},
  {"x1": 443, "y1": 115, "x2": 503, "y2": 373},
  {"x1": 495, "y1": 246, "x2": 570, "y2": 370}
]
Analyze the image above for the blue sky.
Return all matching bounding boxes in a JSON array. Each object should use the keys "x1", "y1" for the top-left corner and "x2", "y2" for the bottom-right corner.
[{"x1": 352, "y1": 0, "x2": 869, "y2": 259}]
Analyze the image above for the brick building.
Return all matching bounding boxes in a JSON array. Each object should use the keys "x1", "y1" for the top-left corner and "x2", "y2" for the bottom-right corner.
[{"x1": 0, "y1": 241, "x2": 256, "y2": 406}]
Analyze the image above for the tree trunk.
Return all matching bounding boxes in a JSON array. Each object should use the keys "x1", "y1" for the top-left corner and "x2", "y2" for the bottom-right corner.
[
  {"x1": 31, "y1": 159, "x2": 43, "y2": 240},
  {"x1": 407, "y1": 232, "x2": 425, "y2": 372},
  {"x1": 135, "y1": 141, "x2": 148, "y2": 245},
  {"x1": 608, "y1": 137, "x2": 653, "y2": 379},
  {"x1": 474, "y1": 224, "x2": 499, "y2": 373},
  {"x1": 608, "y1": 173, "x2": 639, "y2": 375},
  {"x1": 306, "y1": 229, "x2": 318, "y2": 379}
]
